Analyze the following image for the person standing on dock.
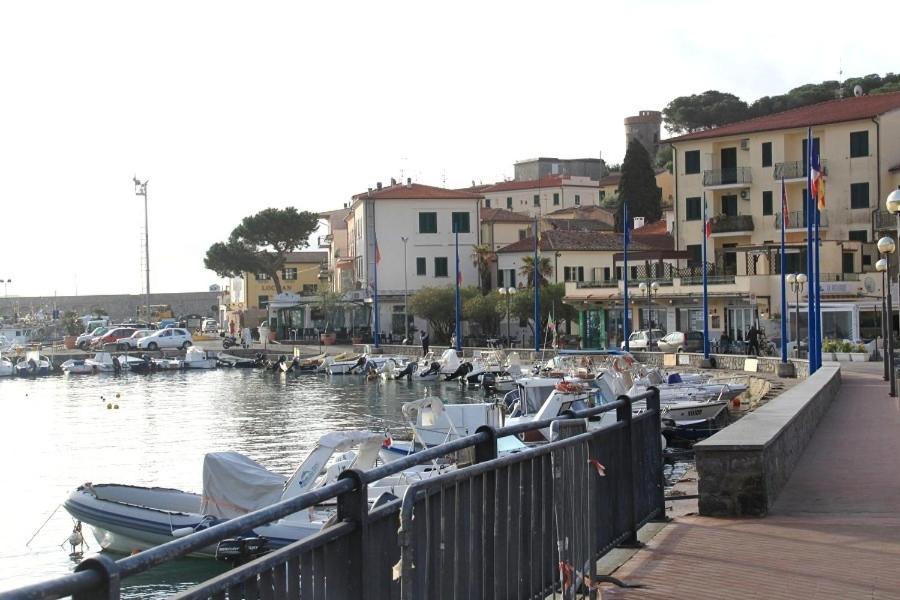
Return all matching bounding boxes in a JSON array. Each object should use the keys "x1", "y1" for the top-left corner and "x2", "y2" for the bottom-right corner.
[
  {"x1": 747, "y1": 322, "x2": 760, "y2": 356},
  {"x1": 421, "y1": 330, "x2": 430, "y2": 356}
]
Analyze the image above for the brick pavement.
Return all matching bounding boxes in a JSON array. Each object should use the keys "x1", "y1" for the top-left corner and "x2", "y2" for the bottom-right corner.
[{"x1": 604, "y1": 370, "x2": 900, "y2": 599}]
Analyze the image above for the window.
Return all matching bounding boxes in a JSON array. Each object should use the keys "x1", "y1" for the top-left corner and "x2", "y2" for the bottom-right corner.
[
  {"x1": 603, "y1": 267, "x2": 611, "y2": 281},
  {"x1": 721, "y1": 195, "x2": 738, "y2": 216},
  {"x1": 575, "y1": 194, "x2": 581, "y2": 206},
  {"x1": 451, "y1": 212, "x2": 470, "y2": 233},
  {"x1": 434, "y1": 257, "x2": 448, "y2": 277},
  {"x1": 863, "y1": 254, "x2": 872, "y2": 266},
  {"x1": 849, "y1": 230, "x2": 868, "y2": 243},
  {"x1": 258, "y1": 295, "x2": 269, "y2": 308},
  {"x1": 685, "y1": 196, "x2": 701, "y2": 221},
  {"x1": 282, "y1": 267, "x2": 298, "y2": 280},
  {"x1": 684, "y1": 150, "x2": 701, "y2": 174},
  {"x1": 761, "y1": 142, "x2": 772, "y2": 167},
  {"x1": 600, "y1": 190, "x2": 606, "y2": 200},
  {"x1": 498, "y1": 269, "x2": 516, "y2": 288},
  {"x1": 563, "y1": 266, "x2": 585, "y2": 282},
  {"x1": 615, "y1": 266, "x2": 623, "y2": 280},
  {"x1": 416, "y1": 257, "x2": 426, "y2": 275},
  {"x1": 850, "y1": 131, "x2": 869, "y2": 158},
  {"x1": 303, "y1": 284, "x2": 318, "y2": 294},
  {"x1": 630, "y1": 266, "x2": 638, "y2": 279},
  {"x1": 485, "y1": 199, "x2": 491, "y2": 208},
  {"x1": 255, "y1": 272, "x2": 270, "y2": 280},
  {"x1": 506, "y1": 197, "x2": 512, "y2": 209},
  {"x1": 686, "y1": 244, "x2": 702, "y2": 265},
  {"x1": 518, "y1": 229, "x2": 528, "y2": 240},
  {"x1": 850, "y1": 182, "x2": 870, "y2": 209},
  {"x1": 762, "y1": 191, "x2": 773, "y2": 216},
  {"x1": 533, "y1": 194, "x2": 540, "y2": 207},
  {"x1": 553, "y1": 193, "x2": 560, "y2": 206},
  {"x1": 842, "y1": 252, "x2": 855, "y2": 274},
  {"x1": 419, "y1": 212, "x2": 437, "y2": 233}
]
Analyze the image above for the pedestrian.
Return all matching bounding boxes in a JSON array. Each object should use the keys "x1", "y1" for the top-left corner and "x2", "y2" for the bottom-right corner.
[
  {"x1": 420, "y1": 330, "x2": 430, "y2": 356},
  {"x1": 747, "y1": 322, "x2": 760, "y2": 356},
  {"x1": 229, "y1": 320, "x2": 235, "y2": 335},
  {"x1": 450, "y1": 333, "x2": 457, "y2": 349}
]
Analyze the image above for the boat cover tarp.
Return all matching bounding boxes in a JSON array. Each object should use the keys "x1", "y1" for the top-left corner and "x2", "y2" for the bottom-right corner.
[{"x1": 200, "y1": 452, "x2": 287, "y2": 519}]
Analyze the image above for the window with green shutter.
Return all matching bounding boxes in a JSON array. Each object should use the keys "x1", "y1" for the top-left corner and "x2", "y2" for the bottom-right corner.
[
  {"x1": 761, "y1": 142, "x2": 772, "y2": 167},
  {"x1": 434, "y1": 257, "x2": 448, "y2": 277},
  {"x1": 416, "y1": 257, "x2": 426, "y2": 275},
  {"x1": 850, "y1": 182, "x2": 869, "y2": 209},
  {"x1": 451, "y1": 212, "x2": 470, "y2": 233},
  {"x1": 684, "y1": 150, "x2": 700, "y2": 174},
  {"x1": 850, "y1": 131, "x2": 869, "y2": 158},
  {"x1": 419, "y1": 212, "x2": 437, "y2": 233},
  {"x1": 762, "y1": 191, "x2": 773, "y2": 216},
  {"x1": 685, "y1": 197, "x2": 701, "y2": 220},
  {"x1": 553, "y1": 193, "x2": 560, "y2": 206},
  {"x1": 533, "y1": 195, "x2": 540, "y2": 206}
]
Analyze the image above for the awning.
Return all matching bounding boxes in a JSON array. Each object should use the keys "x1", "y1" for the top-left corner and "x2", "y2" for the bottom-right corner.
[
  {"x1": 336, "y1": 258, "x2": 355, "y2": 270},
  {"x1": 268, "y1": 292, "x2": 304, "y2": 309}
]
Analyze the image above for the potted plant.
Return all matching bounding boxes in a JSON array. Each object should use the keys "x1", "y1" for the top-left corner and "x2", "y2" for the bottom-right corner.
[
  {"x1": 317, "y1": 291, "x2": 341, "y2": 345},
  {"x1": 61, "y1": 311, "x2": 81, "y2": 350}
]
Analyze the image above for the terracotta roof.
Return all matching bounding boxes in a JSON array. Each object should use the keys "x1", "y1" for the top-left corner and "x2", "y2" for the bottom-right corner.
[
  {"x1": 478, "y1": 175, "x2": 598, "y2": 193},
  {"x1": 546, "y1": 205, "x2": 615, "y2": 219},
  {"x1": 597, "y1": 173, "x2": 621, "y2": 187},
  {"x1": 496, "y1": 230, "x2": 667, "y2": 253},
  {"x1": 319, "y1": 207, "x2": 351, "y2": 229},
  {"x1": 666, "y1": 91, "x2": 900, "y2": 143},
  {"x1": 632, "y1": 219, "x2": 668, "y2": 235},
  {"x1": 352, "y1": 182, "x2": 483, "y2": 201},
  {"x1": 545, "y1": 218, "x2": 614, "y2": 232},
  {"x1": 284, "y1": 251, "x2": 328, "y2": 263},
  {"x1": 480, "y1": 208, "x2": 534, "y2": 223}
]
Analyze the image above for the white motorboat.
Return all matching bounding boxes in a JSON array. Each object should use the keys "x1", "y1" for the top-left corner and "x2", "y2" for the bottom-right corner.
[
  {"x1": 64, "y1": 432, "x2": 396, "y2": 558},
  {"x1": 407, "y1": 348, "x2": 463, "y2": 382},
  {"x1": 0, "y1": 352, "x2": 14, "y2": 377},
  {"x1": 184, "y1": 347, "x2": 218, "y2": 369},
  {"x1": 61, "y1": 359, "x2": 96, "y2": 375},
  {"x1": 128, "y1": 355, "x2": 184, "y2": 373},
  {"x1": 14, "y1": 351, "x2": 52, "y2": 376},
  {"x1": 327, "y1": 354, "x2": 400, "y2": 375}
]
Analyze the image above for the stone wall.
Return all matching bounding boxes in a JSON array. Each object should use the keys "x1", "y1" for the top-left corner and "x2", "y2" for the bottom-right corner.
[
  {"x1": 0, "y1": 292, "x2": 219, "y2": 322},
  {"x1": 631, "y1": 351, "x2": 810, "y2": 379},
  {"x1": 694, "y1": 364, "x2": 841, "y2": 516}
]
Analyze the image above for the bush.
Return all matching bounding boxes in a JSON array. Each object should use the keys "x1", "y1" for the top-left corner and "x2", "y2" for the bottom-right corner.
[
  {"x1": 839, "y1": 340, "x2": 854, "y2": 353},
  {"x1": 822, "y1": 339, "x2": 839, "y2": 353}
]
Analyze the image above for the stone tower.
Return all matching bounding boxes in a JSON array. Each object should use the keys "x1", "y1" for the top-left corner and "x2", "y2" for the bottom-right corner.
[{"x1": 624, "y1": 110, "x2": 663, "y2": 159}]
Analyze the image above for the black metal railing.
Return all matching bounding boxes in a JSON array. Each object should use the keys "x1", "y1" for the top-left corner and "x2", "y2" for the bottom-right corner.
[
  {"x1": 875, "y1": 211, "x2": 897, "y2": 231},
  {"x1": 702, "y1": 167, "x2": 752, "y2": 187},
  {"x1": 575, "y1": 280, "x2": 618, "y2": 289},
  {"x1": 773, "y1": 160, "x2": 828, "y2": 180},
  {"x1": 774, "y1": 210, "x2": 829, "y2": 229},
  {"x1": 709, "y1": 214, "x2": 754, "y2": 234},
  {"x1": 3, "y1": 389, "x2": 665, "y2": 600},
  {"x1": 680, "y1": 274, "x2": 737, "y2": 285}
]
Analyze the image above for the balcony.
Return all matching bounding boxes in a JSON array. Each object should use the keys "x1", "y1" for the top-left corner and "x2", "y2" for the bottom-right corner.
[
  {"x1": 702, "y1": 167, "x2": 752, "y2": 188},
  {"x1": 709, "y1": 214, "x2": 754, "y2": 234},
  {"x1": 317, "y1": 233, "x2": 334, "y2": 248},
  {"x1": 576, "y1": 280, "x2": 619, "y2": 289},
  {"x1": 679, "y1": 274, "x2": 736, "y2": 285},
  {"x1": 875, "y1": 211, "x2": 897, "y2": 231},
  {"x1": 774, "y1": 210, "x2": 829, "y2": 230},
  {"x1": 773, "y1": 160, "x2": 828, "y2": 181}
]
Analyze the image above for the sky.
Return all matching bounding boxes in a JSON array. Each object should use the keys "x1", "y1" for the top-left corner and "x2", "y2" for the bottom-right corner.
[{"x1": 0, "y1": 0, "x2": 896, "y2": 297}]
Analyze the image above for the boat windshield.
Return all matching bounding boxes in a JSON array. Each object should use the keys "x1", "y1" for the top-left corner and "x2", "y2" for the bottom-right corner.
[{"x1": 519, "y1": 383, "x2": 556, "y2": 415}]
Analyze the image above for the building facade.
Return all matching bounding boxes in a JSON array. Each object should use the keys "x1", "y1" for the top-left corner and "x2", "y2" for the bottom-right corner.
[
  {"x1": 477, "y1": 176, "x2": 602, "y2": 218},
  {"x1": 513, "y1": 157, "x2": 607, "y2": 181}
]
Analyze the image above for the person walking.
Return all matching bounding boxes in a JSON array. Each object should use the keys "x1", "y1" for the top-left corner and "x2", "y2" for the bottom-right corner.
[
  {"x1": 420, "y1": 330, "x2": 430, "y2": 356},
  {"x1": 747, "y1": 322, "x2": 760, "y2": 356}
]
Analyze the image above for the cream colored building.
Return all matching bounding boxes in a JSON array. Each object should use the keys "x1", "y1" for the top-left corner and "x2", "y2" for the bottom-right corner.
[{"x1": 477, "y1": 175, "x2": 601, "y2": 217}]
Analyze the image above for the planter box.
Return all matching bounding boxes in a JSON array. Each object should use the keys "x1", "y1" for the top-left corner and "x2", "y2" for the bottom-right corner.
[
  {"x1": 828, "y1": 352, "x2": 870, "y2": 362},
  {"x1": 320, "y1": 332, "x2": 337, "y2": 345}
]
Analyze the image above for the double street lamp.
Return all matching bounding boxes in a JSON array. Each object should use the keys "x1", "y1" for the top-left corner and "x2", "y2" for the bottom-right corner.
[
  {"x1": 1, "y1": 278, "x2": 10, "y2": 298},
  {"x1": 878, "y1": 235, "x2": 896, "y2": 398},
  {"x1": 638, "y1": 281, "x2": 659, "y2": 344},
  {"x1": 786, "y1": 273, "x2": 807, "y2": 358},
  {"x1": 498, "y1": 287, "x2": 517, "y2": 347}
]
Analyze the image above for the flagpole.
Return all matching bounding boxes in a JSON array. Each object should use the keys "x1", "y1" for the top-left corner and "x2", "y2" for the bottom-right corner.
[
  {"x1": 780, "y1": 178, "x2": 788, "y2": 364},
  {"x1": 373, "y1": 233, "x2": 380, "y2": 349},
  {"x1": 805, "y1": 127, "x2": 816, "y2": 372},
  {"x1": 454, "y1": 228, "x2": 462, "y2": 352},
  {"x1": 814, "y1": 197, "x2": 821, "y2": 366},
  {"x1": 533, "y1": 215, "x2": 541, "y2": 352},
  {"x1": 702, "y1": 192, "x2": 710, "y2": 360},
  {"x1": 623, "y1": 201, "x2": 630, "y2": 352}
]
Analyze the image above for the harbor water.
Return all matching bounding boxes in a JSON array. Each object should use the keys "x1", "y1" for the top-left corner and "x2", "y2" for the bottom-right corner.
[{"x1": 0, "y1": 368, "x2": 476, "y2": 597}]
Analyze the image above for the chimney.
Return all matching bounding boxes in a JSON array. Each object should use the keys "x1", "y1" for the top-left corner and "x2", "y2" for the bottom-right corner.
[
  {"x1": 376, "y1": 181, "x2": 382, "y2": 190},
  {"x1": 390, "y1": 177, "x2": 396, "y2": 186},
  {"x1": 405, "y1": 177, "x2": 412, "y2": 188},
  {"x1": 367, "y1": 187, "x2": 372, "y2": 198},
  {"x1": 633, "y1": 216, "x2": 645, "y2": 230}
]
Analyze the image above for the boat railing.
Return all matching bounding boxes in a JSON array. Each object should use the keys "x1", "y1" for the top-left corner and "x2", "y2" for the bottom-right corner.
[{"x1": 3, "y1": 388, "x2": 665, "y2": 600}]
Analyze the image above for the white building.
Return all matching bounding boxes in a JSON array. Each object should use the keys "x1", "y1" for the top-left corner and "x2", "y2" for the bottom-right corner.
[
  {"x1": 475, "y1": 175, "x2": 602, "y2": 217},
  {"x1": 343, "y1": 180, "x2": 483, "y2": 340}
]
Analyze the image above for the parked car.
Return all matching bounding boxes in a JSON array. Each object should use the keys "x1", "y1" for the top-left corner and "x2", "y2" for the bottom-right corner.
[
  {"x1": 620, "y1": 329, "x2": 665, "y2": 351},
  {"x1": 136, "y1": 328, "x2": 193, "y2": 350},
  {"x1": 117, "y1": 329, "x2": 155, "y2": 350},
  {"x1": 683, "y1": 331, "x2": 705, "y2": 353},
  {"x1": 77, "y1": 327, "x2": 109, "y2": 350},
  {"x1": 91, "y1": 327, "x2": 138, "y2": 349},
  {"x1": 656, "y1": 331, "x2": 685, "y2": 353},
  {"x1": 201, "y1": 319, "x2": 218, "y2": 334}
]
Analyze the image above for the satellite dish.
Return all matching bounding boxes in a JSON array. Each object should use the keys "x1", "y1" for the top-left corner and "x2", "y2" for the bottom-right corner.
[
  {"x1": 853, "y1": 85, "x2": 864, "y2": 97},
  {"x1": 864, "y1": 277, "x2": 875, "y2": 293}
]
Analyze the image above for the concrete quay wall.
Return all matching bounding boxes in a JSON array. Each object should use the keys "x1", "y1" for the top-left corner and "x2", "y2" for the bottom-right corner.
[
  {"x1": 694, "y1": 364, "x2": 841, "y2": 516},
  {"x1": 0, "y1": 291, "x2": 219, "y2": 321},
  {"x1": 631, "y1": 351, "x2": 809, "y2": 379}
]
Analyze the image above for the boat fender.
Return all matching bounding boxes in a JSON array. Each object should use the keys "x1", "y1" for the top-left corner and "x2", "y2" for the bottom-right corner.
[
  {"x1": 371, "y1": 491, "x2": 399, "y2": 510},
  {"x1": 112, "y1": 357, "x2": 121, "y2": 373},
  {"x1": 172, "y1": 527, "x2": 194, "y2": 538}
]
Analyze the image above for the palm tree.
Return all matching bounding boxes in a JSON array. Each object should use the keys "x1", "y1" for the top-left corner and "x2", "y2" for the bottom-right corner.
[
  {"x1": 519, "y1": 256, "x2": 553, "y2": 287},
  {"x1": 471, "y1": 244, "x2": 496, "y2": 295}
]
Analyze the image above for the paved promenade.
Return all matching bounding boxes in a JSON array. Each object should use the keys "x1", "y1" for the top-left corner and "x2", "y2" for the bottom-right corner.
[{"x1": 606, "y1": 367, "x2": 900, "y2": 599}]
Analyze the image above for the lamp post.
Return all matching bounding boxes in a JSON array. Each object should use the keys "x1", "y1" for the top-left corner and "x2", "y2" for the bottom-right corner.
[
  {"x1": 133, "y1": 177, "x2": 150, "y2": 325},
  {"x1": 638, "y1": 280, "x2": 660, "y2": 344},
  {"x1": 401, "y1": 236, "x2": 409, "y2": 343},
  {"x1": 884, "y1": 190, "x2": 900, "y2": 381},
  {"x1": 877, "y1": 257, "x2": 889, "y2": 381},
  {"x1": 786, "y1": 273, "x2": 807, "y2": 358},
  {"x1": 499, "y1": 287, "x2": 516, "y2": 347},
  {"x1": 878, "y1": 235, "x2": 896, "y2": 397},
  {"x1": 1, "y1": 278, "x2": 9, "y2": 297}
]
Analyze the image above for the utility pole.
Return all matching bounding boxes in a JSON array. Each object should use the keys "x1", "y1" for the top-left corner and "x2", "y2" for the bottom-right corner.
[
  {"x1": 134, "y1": 177, "x2": 150, "y2": 324},
  {"x1": 402, "y1": 236, "x2": 409, "y2": 342}
]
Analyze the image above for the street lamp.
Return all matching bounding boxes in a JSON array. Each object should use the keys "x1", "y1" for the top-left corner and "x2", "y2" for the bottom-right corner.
[
  {"x1": 786, "y1": 273, "x2": 807, "y2": 358},
  {"x1": 877, "y1": 257, "x2": 889, "y2": 381},
  {"x1": 878, "y1": 235, "x2": 896, "y2": 397},
  {"x1": 401, "y1": 236, "x2": 409, "y2": 343},
  {"x1": 498, "y1": 287, "x2": 516, "y2": 347},
  {"x1": 1, "y1": 278, "x2": 9, "y2": 297},
  {"x1": 133, "y1": 177, "x2": 150, "y2": 325},
  {"x1": 638, "y1": 280, "x2": 660, "y2": 343}
]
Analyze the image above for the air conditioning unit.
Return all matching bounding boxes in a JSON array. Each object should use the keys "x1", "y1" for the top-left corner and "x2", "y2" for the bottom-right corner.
[
  {"x1": 347, "y1": 290, "x2": 365, "y2": 301},
  {"x1": 740, "y1": 190, "x2": 750, "y2": 200},
  {"x1": 740, "y1": 138, "x2": 750, "y2": 151}
]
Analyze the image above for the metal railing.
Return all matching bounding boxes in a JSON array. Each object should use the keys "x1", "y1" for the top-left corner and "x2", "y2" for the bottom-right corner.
[
  {"x1": 875, "y1": 211, "x2": 897, "y2": 231},
  {"x1": 702, "y1": 167, "x2": 752, "y2": 187},
  {"x1": 575, "y1": 280, "x2": 619, "y2": 289},
  {"x1": 4, "y1": 389, "x2": 665, "y2": 600},
  {"x1": 680, "y1": 274, "x2": 737, "y2": 285},
  {"x1": 774, "y1": 210, "x2": 829, "y2": 229},
  {"x1": 773, "y1": 159, "x2": 827, "y2": 180},
  {"x1": 709, "y1": 214, "x2": 754, "y2": 234}
]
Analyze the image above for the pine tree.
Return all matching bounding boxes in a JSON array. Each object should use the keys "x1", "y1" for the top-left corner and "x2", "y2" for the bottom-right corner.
[{"x1": 617, "y1": 139, "x2": 662, "y2": 226}]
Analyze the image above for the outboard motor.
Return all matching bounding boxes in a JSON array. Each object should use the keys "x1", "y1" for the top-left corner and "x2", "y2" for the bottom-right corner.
[
  {"x1": 445, "y1": 362, "x2": 473, "y2": 381},
  {"x1": 254, "y1": 352, "x2": 266, "y2": 368},
  {"x1": 481, "y1": 372, "x2": 499, "y2": 395},
  {"x1": 215, "y1": 536, "x2": 270, "y2": 567},
  {"x1": 396, "y1": 361, "x2": 417, "y2": 381},
  {"x1": 420, "y1": 361, "x2": 441, "y2": 378},
  {"x1": 350, "y1": 355, "x2": 368, "y2": 374}
]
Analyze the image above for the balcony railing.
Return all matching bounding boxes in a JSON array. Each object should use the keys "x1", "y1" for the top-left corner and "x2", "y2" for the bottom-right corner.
[
  {"x1": 774, "y1": 210, "x2": 829, "y2": 229},
  {"x1": 773, "y1": 160, "x2": 828, "y2": 180},
  {"x1": 709, "y1": 214, "x2": 754, "y2": 234},
  {"x1": 680, "y1": 274, "x2": 737, "y2": 285},
  {"x1": 575, "y1": 280, "x2": 619, "y2": 289},
  {"x1": 875, "y1": 211, "x2": 897, "y2": 231},
  {"x1": 702, "y1": 167, "x2": 752, "y2": 187}
]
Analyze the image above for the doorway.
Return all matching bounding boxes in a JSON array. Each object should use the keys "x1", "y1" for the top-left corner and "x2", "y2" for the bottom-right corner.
[{"x1": 721, "y1": 147, "x2": 737, "y2": 184}]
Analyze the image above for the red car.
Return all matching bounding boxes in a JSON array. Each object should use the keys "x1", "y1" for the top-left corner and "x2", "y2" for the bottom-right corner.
[{"x1": 91, "y1": 327, "x2": 138, "y2": 349}]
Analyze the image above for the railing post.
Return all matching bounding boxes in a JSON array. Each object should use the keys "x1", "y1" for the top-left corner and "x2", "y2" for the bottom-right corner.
[
  {"x1": 616, "y1": 395, "x2": 642, "y2": 548},
  {"x1": 73, "y1": 554, "x2": 120, "y2": 600},
  {"x1": 336, "y1": 468, "x2": 369, "y2": 600},
  {"x1": 473, "y1": 425, "x2": 498, "y2": 463},
  {"x1": 646, "y1": 386, "x2": 669, "y2": 522}
]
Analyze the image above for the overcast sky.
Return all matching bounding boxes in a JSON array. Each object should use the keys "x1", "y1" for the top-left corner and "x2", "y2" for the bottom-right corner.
[{"x1": 1, "y1": 0, "x2": 896, "y2": 297}]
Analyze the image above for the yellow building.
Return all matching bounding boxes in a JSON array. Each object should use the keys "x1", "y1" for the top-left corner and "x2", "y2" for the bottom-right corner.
[
  {"x1": 238, "y1": 251, "x2": 328, "y2": 330},
  {"x1": 596, "y1": 168, "x2": 673, "y2": 206}
]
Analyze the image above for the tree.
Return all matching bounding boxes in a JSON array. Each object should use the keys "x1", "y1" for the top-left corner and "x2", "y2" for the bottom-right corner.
[
  {"x1": 89, "y1": 306, "x2": 108, "y2": 317},
  {"x1": 662, "y1": 90, "x2": 749, "y2": 134},
  {"x1": 471, "y1": 245, "x2": 496, "y2": 295},
  {"x1": 617, "y1": 139, "x2": 662, "y2": 227},
  {"x1": 463, "y1": 291, "x2": 503, "y2": 336},
  {"x1": 204, "y1": 207, "x2": 320, "y2": 295},
  {"x1": 409, "y1": 286, "x2": 478, "y2": 343},
  {"x1": 519, "y1": 256, "x2": 553, "y2": 287},
  {"x1": 655, "y1": 143, "x2": 673, "y2": 172},
  {"x1": 61, "y1": 311, "x2": 82, "y2": 336},
  {"x1": 510, "y1": 283, "x2": 577, "y2": 342}
]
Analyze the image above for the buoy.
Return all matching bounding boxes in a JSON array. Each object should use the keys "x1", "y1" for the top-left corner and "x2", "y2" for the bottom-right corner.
[
  {"x1": 113, "y1": 404, "x2": 119, "y2": 409},
  {"x1": 115, "y1": 393, "x2": 120, "y2": 398},
  {"x1": 106, "y1": 403, "x2": 112, "y2": 409}
]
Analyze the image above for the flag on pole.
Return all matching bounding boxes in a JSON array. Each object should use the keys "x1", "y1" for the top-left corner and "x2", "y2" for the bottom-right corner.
[
  {"x1": 781, "y1": 179, "x2": 790, "y2": 228},
  {"x1": 375, "y1": 240, "x2": 382, "y2": 264},
  {"x1": 705, "y1": 217, "x2": 712, "y2": 238},
  {"x1": 811, "y1": 144, "x2": 826, "y2": 210}
]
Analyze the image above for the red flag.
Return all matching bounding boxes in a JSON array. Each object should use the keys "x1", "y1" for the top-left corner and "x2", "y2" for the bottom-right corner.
[
  {"x1": 375, "y1": 241, "x2": 382, "y2": 264},
  {"x1": 781, "y1": 179, "x2": 789, "y2": 228},
  {"x1": 456, "y1": 269, "x2": 462, "y2": 285},
  {"x1": 704, "y1": 219, "x2": 711, "y2": 238}
]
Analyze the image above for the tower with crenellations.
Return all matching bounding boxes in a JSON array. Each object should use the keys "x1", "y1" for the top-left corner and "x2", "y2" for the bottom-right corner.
[{"x1": 624, "y1": 110, "x2": 663, "y2": 159}]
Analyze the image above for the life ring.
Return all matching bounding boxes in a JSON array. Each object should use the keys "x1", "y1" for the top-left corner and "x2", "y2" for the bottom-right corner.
[{"x1": 555, "y1": 381, "x2": 584, "y2": 394}]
